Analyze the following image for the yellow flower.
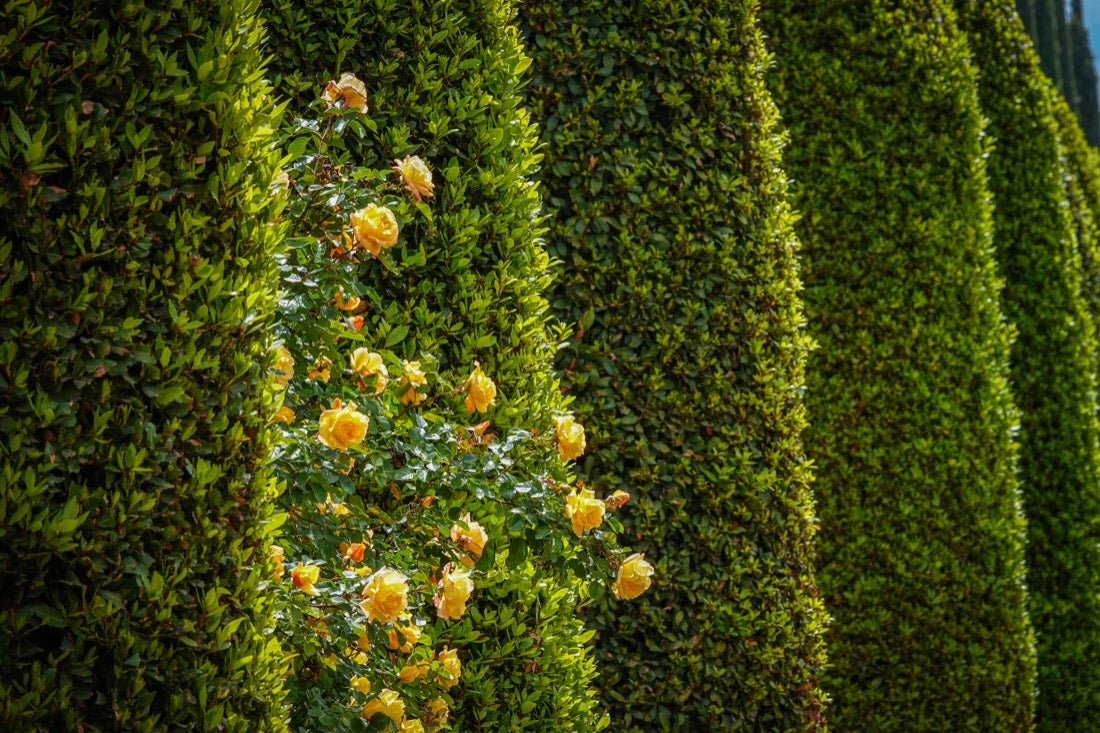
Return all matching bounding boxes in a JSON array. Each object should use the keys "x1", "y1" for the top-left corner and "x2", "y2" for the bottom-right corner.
[
  {"x1": 272, "y1": 345, "x2": 295, "y2": 387},
  {"x1": 463, "y1": 364, "x2": 497, "y2": 413},
  {"x1": 399, "y1": 360, "x2": 427, "y2": 406},
  {"x1": 554, "y1": 414, "x2": 586, "y2": 462},
  {"x1": 360, "y1": 568, "x2": 409, "y2": 625},
  {"x1": 387, "y1": 623, "x2": 421, "y2": 653},
  {"x1": 435, "y1": 647, "x2": 461, "y2": 689},
  {"x1": 350, "y1": 676, "x2": 371, "y2": 695},
  {"x1": 398, "y1": 661, "x2": 429, "y2": 683},
  {"x1": 271, "y1": 405, "x2": 295, "y2": 425},
  {"x1": 340, "y1": 541, "x2": 367, "y2": 563},
  {"x1": 308, "y1": 357, "x2": 332, "y2": 383},
  {"x1": 291, "y1": 563, "x2": 321, "y2": 596},
  {"x1": 351, "y1": 348, "x2": 389, "y2": 394},
  {"x1": 362, "y1": 688, "x2": 404, "y2": 722},
  {"x1": 270, "y1": 544, "x2": 285, "y2": 579},
  {"x1": 564, "y1": 488, "x2": 605, "y2": 537},
  {"x1": 423, "y1": 698, "x2": 449, "y2": 729},
  {"x1": 449, "y1": 513, "x2": 488, "y2": 567},
  {"x1": 318, "y1": 399, "x2": 370, "y2": 451},
  {"x1": 356, "y1": 629, "x2": 372, "y2": 651},
  {"x1": 393, "y1": 155, "x2": 435, "y2": 202},
  {"x1": 350, "y1": 203, "x2": 399, "y2": 256},
  {"x1": 605, "y1": 489, "x2": 631, "y2": 510},
  {"x1": 335, "y1": 289, "x2": 362, "y2": 311},
  {"x1": 433, "y1": 563, "x2": 474, "y2": 621},
  {"x1": 321, "y1": 72, "x2": 369, "y2": 113},
  {"x1": 612, "y1": 553, "x2": 655, "y2": 601},
  {"x1": 399, "y1": 719, "x2": 425, "y2": 733}
]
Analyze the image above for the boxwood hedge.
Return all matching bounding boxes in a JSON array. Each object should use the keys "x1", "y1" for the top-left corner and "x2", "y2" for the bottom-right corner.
[
  {"x1": 762, "y1": 2, "x2": 1036, "y2": 729},
  {"x1": 0, "y1": 0, "x2": 287, "y2": 730},
  {"x1": 518, "y1": 2, "x2": 829, "y2": 730},
  {"x1": 957, "y1": 5, "x2": 1100, "y2": 727}
]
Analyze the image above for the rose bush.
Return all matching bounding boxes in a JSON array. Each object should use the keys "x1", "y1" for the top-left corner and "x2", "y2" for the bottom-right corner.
[{"x1": 267, "y1": 74, "x2": 651, "y2": 731}]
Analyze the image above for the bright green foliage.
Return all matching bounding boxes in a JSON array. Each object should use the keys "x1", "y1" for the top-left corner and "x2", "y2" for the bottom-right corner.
[
  {"x1": 262, "y1": 2, "x2": 607, "y2": 730},
  {"x1": 1054, "y1": 92, "x2": 1100, "y2": 328},
  {"x1": 0, "y1": 1, "x2": 287, "y2": 731},
  {"x1": 956, "y1": 5, "x2": 1100, "y2": 729},
  {"x1": 518, "y1": 3, "x2": 828, "y2": 730},
  {"x1": 762, "y1": 2, "x2": 1035, "y2": 730}
]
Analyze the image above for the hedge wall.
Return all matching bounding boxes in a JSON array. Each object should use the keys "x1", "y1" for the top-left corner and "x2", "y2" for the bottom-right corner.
[
  {"x1": 518, "y1": 3, "x2": 829, "y2": 730},
  {"x1": 762, "y1": 2, "x2": 1036, "y2": 730},
  {"x1": 0, "y1": 1, "x2": 287, "y2": 731},
  {"x1": 263, "y1": 2, "x2": 606, "y2": 730},
  {"x1": 955, "y1": 5, "x2": 1100, "y2": 729}
]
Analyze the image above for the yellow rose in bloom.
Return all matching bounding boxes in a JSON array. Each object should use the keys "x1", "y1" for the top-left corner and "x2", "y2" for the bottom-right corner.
[
  {"x1": 360, "y1": 568, "x2": 409, "y2": 624},
  {"x1": 463, "y1": 364, "x2": 497, "y2": 413},
  {"x1": 321, "y1": 72, "x2": 369, "y2": 113},
  {"x1": 399, "y1": 661, "x2": 429, "y2": 683},
  {"x1": 318, "y1": 400, "x2": 370, "y2": 451},
  {"x1": 436, "y1": 647, "x2": 461, "y2": 689},
  {"x1": 554, "y1": 414, "x2": 586, "y2": 462},
  {"x1": 270, "y1": 544, "x2": 285, "y2": 579},
  {"x1": 433, "y1": 563, "x2": 474, "y2": 620},
  {"x1": 349, "y1": 676, "x2": 371, "y2": 695},
  {"x1": 423, "y1": 698, "x2": 449, "y2": 729},
  {"x1": 399, "y1": 719, "x2": 425, "y2": 733},
  {"x1": 351, "y1": 348, "x2": 389, "y2": 394},
  {"x1": 271, "y1": 405, "x2": 295, "y2": 425},
  {"x1": 399, "y1": 360, "x2": 427, "y2": 406},
  {"x1": 612, "y1": 553, "x2": 655, "y2": 601},
  {"x1": 291, "y1": 563, "x2": 321, "y2": 596},
  {"x1": 362, "y1": 688, "x2": 404, "y2": 722},
  {"x1": 350, "y1": 203, "x2": 399, "y2": 256},
  {"x1": 450, "y1": 513, "x2": 488, "y2": 566},
  {"x1": 272, "y1": 345, "x2": 295, "y2": 387},
  {"x1": 393, "y1": 155, "x2": 435, "y2": 202},
  {"x1": 564, "y1": 488, "x2": 606, "y2": 537}
]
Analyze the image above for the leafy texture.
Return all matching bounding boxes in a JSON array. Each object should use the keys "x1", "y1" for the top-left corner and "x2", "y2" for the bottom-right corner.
[
  {"x1": 762, "y1": 2, "x2": 1036, "y2": 730},
  {"x1": 0, "y1": 0, "x2": 287, "y2": 730},
  {"x1": 518, "y1": 2, "x2": 829, "y2": 730}
]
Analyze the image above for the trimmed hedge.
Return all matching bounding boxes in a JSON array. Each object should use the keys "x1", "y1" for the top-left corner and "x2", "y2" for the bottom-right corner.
[
  {"x1": 0, "y1": 1, "x2": 287, "y2": 731},
  {"x1": 762, "y1": 2, "x2": 1036, "y2": 730},
  {"x1": 957, "y1": 5, "x2": 1100, "y2": 729},
  {"x1": 518, "y1": 3, "x2": 829, "y2": 730},
  {"x1": 262, "y1": 2, "x2": 606, "y2": 730}
]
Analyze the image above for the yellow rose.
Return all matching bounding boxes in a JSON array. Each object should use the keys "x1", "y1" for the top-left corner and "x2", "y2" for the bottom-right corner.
[
  {"x1": 321, "y1": 72, "x2": 369, "y2": 113},
  {"x1": 399, "y1": 360, "x2": 427, "y2": 406},
  {"x1": 271, "y1": 405, "x2": 295, "y2": 424},
  {"x1": 351, "y1": 348, "x2": 388, "y2": 394},
  {"x1": 291, "y1": 563, "x2": 321, "y2": 596},
  {"x1": 449, "y1": 513, "x2": 488, "y2": 566},
  {"x1": 270, "y1": 544, "x2": 285, "y2": 579},
  {"x1": 350, "y1": 203, "x2": 399, "y2": 256},
  {"x1": 612, "y1": 552, "x2": 655, "y2": 601},
  {"x1": 605, "y1": 489, "x2": 631, "y2": 510},
  {"x1": 463, "y1": 364, "x2": 497, "y2": 412},
  {"x1": 349, "y1": 676, "x2": 371, "y2": 695},
  {"x1": 393, "y1": 155, "x2": 435, "y2": 202},
  {"x1": 399, "y1": 719, "x2": 425, "y2": 733},
  {"x1": 564, "y1": 488, "x2": 605, "y2": 537},
  {"x1": 360, "y1": 568, "x2": 409, "y2": 624},
  {"x1": 391, "y1": 623, "x2": 421, "y2": 653},
  {"x1": 554, "y1": 414, "x2": 586, "y2": 462},
  {"x1": 398, "y1": 661, "x2": 429, "y2": 683},
  {"x1": 433, "y1": 563, "x2": 474, "y2": 620},
  {"x1": 423, "y1": 698, "x2": 449, "y2": 729},
  {"x1": 435, "y1": 647, "x2": 461, "y2": 689},
  {"x1": 272, "y1": 345, "x2": 295, "y2": 387},
  {"x1": 362, "y1": 688, "x2": 404, "y2": 722},
  {"x1": 318, "y1": 400, "x2": 370, "y2": 451}
]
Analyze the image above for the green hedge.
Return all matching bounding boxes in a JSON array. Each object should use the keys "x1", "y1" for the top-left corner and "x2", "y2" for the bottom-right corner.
[
  {"x1": 0, "y1": 1, "x2": 287, "y2": 731},
  {"x1": 262, "y1": 2, "x2": 606, "y2": 730},
  {"x1": 518, "y1": 3, "x2": 829, "y2": 730},
  {"x1": 960, "y1": 7, "x2": 1100, "y2": 726},
  {"x1": 762, "y1": 2, "x2": 1036, "y2": 729}
]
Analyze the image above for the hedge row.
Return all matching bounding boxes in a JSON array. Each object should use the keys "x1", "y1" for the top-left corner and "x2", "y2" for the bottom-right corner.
[
  {"x1": 761, "y1": 2, "x2": 1036, "y2": 729},
  {"x1": 519, "y1": 2, "x2": 829, "y2": 730},
  {"x1": 0, "y1": 0, "x2": 287, "y2": 730}
]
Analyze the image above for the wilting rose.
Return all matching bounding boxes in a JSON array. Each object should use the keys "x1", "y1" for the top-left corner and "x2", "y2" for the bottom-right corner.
[
  {"x1": 272, "y1": 345, "x2": 295, "y2": 387},
  {"x1": 433, "y1": 563, "x2": 474, "y2": 620},
  {"x1": 612, "y1": 553, "x2": 655, "y2": 601},
  {"x1": 350, "y1": 348, "x2": 389, "y2": 394},
  {"x1": 362, "y1": 688, "x2": 404, "y2": 722},
  {"x1": 463, "y1": 364, "x2": 497, "y2": 412},
  {"x1": 450, "y1": 513, "x2": 488, "y2": 566},
  {"x1": 321, "y1": 72, "x2": 369, "y2": 113},
  {"x1": 436, "y1": 647, "x2": 462, "y2": 689},
  {"x1": 554, "y1": 414, "x2": 586, "y2": 462},
  {"x1": 399, "y1": 360, "x2": 427, "y2": 406},
  {"x1": 564, "y1": 488, "x2": 605, "y2": 537},
  {"x1": 393, "y1": 155, "x2": 435, "y2": 201}
]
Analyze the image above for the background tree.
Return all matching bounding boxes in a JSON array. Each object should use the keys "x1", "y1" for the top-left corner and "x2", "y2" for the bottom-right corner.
[
  {"x1": 518, "y1": 2, "x2": 829, "y2": 730},
  {"x1": 0, "y1": 0, "x2": 288, "y2": 730},
  {"x1": 761, "y1": 2, "x2": 1036, "y2": 729}
]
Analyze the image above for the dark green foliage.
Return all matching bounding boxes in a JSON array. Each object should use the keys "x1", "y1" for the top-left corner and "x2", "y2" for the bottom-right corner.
[
  {"x1": 1054, "y1": 90, "x2": 1100, "y2": 325},
  {"x1": 762, "y1": 2, "x2": 1036, "y2": 730},
  {"x1": 263, "y1": 2, "x2": 605, "y2": 730},
  {"x1": 955, "y1": 5, "x2": 1100, "y2": 729},
  {"x1": 0, "y1": 1, "x2": 287, "y2": 731},
  {"x1": 1019, "y1": 0, "x2": 1066, "y2": 88},
  {"x1": 1068, "y1": 0, "x2": 1100, "y2": 146},
  {"x1": 518, "y1": 2, "x2": 828, "y2": 730}
]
